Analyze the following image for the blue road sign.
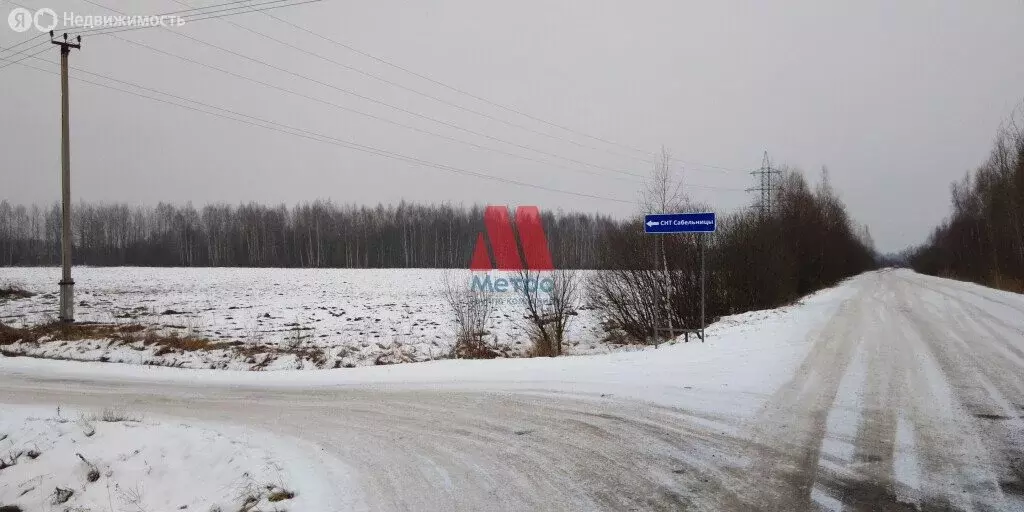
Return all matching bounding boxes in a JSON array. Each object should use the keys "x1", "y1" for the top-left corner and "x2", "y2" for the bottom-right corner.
[{"x1": 644, "y1": 212, "x2": 716, "y2": 234}]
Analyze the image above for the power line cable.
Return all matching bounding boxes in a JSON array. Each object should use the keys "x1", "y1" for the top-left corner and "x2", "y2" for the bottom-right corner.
[
  {"x1": 79, "y1": 24, "x2": 645, "y2": 179},
  {"x1": 165, "y1": 0, "x2": 662, "y2": 169},
  {"x1": 0, "y1": 42, "x2": 51, "y2": 70},
  {"x1": 76, "y1": 0, "x2": 650, "y2": 179},
  {"x1": 2, "y1": 2, "x2": 746, "y2": 192},
  {"x1": 64, "y1": 0, "x2": 746, "y2": 178},
  {"x1": 92, "y1": 32, "x2": 650, "y2": 182},
  {"x1": 259, "y1": 9, "x2": 658, "y2": 162},
  {"x1": 255, "y1": 7, "x2": 750, "y2": 174},
  {"x1": 0, "y1": 0, "x2": 322, "y2": 72},
  {"x1": 2, "y1": 0, "x2": 320, "y2": 42},
  {"x1": 0, "y1": 32, "x2": 47, "y2": 56},
  {"x1": 5, "y1": 0, "x2": 747, "y2": 176},
  {"x1": 49, "y1": 51, "x2": 739, "y2": 193},
  {"x1": 26, "y1": 53, "x2": 647, "y2": 184},
  {"x1": 161, "y1": 0, "x2": 281, "y2": 18},
  {"x1": 0, "y1": 37, "x2": 50, "y2": 61},
  {"x1": 4, "y1": 56, "x2": 639, "y2": 204},
  {"x1": 36, "y1": 52, "x2": 741, "y2": 193}
]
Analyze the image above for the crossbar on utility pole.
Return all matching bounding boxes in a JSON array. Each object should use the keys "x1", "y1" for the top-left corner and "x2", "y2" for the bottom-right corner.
[{"x1": 52, "y1": 31, "x2": 81, "y2": 323}]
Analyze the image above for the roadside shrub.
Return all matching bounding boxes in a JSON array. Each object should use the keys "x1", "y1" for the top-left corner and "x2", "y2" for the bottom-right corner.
[
  {"x1": 441, "y1": 271, "x2": 501, "y2": 359},
  {"x1": 515, "y1": 268, "x2": 579, "y2": 357}
]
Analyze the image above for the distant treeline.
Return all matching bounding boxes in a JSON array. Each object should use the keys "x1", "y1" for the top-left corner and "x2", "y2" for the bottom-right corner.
[
  {"x1": 0, "y1": 188, "x2": 875, "y2": 282},
  {"x1": 0, "y1": 201, "x2": 616, "y2": 269},
  {"x1": 1, "y1": 168, "x2": 876, "y2": 331},
  {"x1": 910, "y1": 113, "x2": 1024, "y2": 292}
]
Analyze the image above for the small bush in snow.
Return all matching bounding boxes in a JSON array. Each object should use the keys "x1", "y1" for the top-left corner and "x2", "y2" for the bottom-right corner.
[{"x1": 87, "y1": 406, "x2": 138, "y2": 423}]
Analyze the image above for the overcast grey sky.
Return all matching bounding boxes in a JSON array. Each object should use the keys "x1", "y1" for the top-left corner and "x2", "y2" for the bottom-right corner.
[{"x1": 2, "y1": 0, "x2": 1022, "y2": 252}]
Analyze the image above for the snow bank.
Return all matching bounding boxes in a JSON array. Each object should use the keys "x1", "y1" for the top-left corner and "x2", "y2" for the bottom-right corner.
[{"x1": 0, "y1": 404, "x2": 358, "y2": 511}]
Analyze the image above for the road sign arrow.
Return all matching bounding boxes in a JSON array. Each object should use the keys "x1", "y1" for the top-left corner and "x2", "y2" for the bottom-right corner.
[{"x1": 644, "y1": 212, "x2": 716, "y2": 234}]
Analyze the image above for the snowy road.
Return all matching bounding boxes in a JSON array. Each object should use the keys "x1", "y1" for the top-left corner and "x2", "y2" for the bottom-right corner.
[{"x1": 2, "y1": 270, "x2": 1024, "y2": 511}]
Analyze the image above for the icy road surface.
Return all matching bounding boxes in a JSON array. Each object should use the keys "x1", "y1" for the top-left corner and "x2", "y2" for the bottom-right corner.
[{"x1": 2, "y1": 269, "x2": 1023, "y2": 510}]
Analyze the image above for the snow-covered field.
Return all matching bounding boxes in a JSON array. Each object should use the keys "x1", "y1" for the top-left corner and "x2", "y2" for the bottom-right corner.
[
  {"x1": 0, "y1": 277, "x2": 841, "y2": 511},
  {"x1": 0, "y1": 267, "x2": 613, "y2": 369},
  {"x1": 3, "y1": 269, "x2": 1023, "y2": 510},
  {"x1": 0, "y1": 404, "x2": 353, "y2": 512}
]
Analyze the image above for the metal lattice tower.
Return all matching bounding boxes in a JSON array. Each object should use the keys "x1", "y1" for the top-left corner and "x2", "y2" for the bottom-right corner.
[{"x1": 747, "y1": 151, "x2": 781, "y2": 218}]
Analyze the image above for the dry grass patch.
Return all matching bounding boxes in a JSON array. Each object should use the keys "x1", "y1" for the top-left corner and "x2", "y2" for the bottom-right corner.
[
  {"x1": 1, "y1": 319, "x2": 360, "y2": 370},
  {"x1": 267, "y1": 488, "x2": 296, "y2": 502},
  {"x1": 0, "y1": 321, "x2": 129, "y2": 346},
  {"x1": 0, "y1": 321, "x2": 216, "y2": 353},
  {"x1": 992, "y1": 275, "x2": 1024, "y2": 294},
  {"x1": 0, "y1": 285, "x2": 33, "y2": 301},
  {"x1": 87, "y1": 406, "x2": 139, "y2": 423},
  {"x1": 147, "y1": 332, "x2": 215, "y2": 354}
]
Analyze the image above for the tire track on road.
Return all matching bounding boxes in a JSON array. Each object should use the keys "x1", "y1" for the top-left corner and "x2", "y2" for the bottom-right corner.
[
  {"x1": 0, "y1": 381, "x2": 756, "y2": 511},
  {"x1": 893, "y1": 276, "x2": 1023, "y2": 510},
  {"x1": 839, "y1": 276, "x2": 909, "y2": 510},
  {"x1": 736, "y1": 278, "x2": 868, "y2": 510},
  {"x1": 904, "y1": 276, "x2": 1024, "y2": 366}
]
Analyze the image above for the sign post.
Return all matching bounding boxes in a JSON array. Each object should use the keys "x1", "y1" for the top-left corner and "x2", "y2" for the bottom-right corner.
[{"x1": 644, "y1": 212, "x2": 716, "y2": 341}]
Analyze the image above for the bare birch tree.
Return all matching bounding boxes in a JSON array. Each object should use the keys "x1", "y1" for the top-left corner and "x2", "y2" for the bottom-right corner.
[{"x1": 641, "y1": 147, "x2": 686, "y2": 338}]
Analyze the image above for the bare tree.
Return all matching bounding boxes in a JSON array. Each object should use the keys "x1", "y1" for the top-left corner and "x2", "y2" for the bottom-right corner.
[
  {"x1": 441, "y1": 270, "x2": 499, "y2": 358},
  {"x1": 588, "y1": 229, "x2": 665, "y2": 343},
  {"x1": 912, "y1": 104, "x2": 1024, "y2": 291},
  {"x1": 515, "y1": 268, "x2": 579, "y2": 357},
  {"x1": 640, "y1": 147, "x2": 686, "y2": 216},
  {"x1": 587, "y1": 148, "x2": 697, "y2": 344},
  {"x1": 641, "y1": 147, "x2": 686, "y2": 338}
]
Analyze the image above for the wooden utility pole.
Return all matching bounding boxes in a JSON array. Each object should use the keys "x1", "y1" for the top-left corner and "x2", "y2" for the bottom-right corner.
[{"x1": 52, "y1": 31, "x2": 81, "y2": 323}]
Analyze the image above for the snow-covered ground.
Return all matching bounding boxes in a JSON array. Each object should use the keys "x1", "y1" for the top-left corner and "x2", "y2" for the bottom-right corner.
[
  {"x1": 0, "y1": 404, "x2": 355, "y2": 512},
  {"x1": 1, "y1": 269, "x2": 1022, "y2": 510},
  {"x1": 0, "y1": 267, "x2": 848, "y2": 415},
  {"x1": 0, "y1": 267, "x2": 615, "y2": 369}
]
